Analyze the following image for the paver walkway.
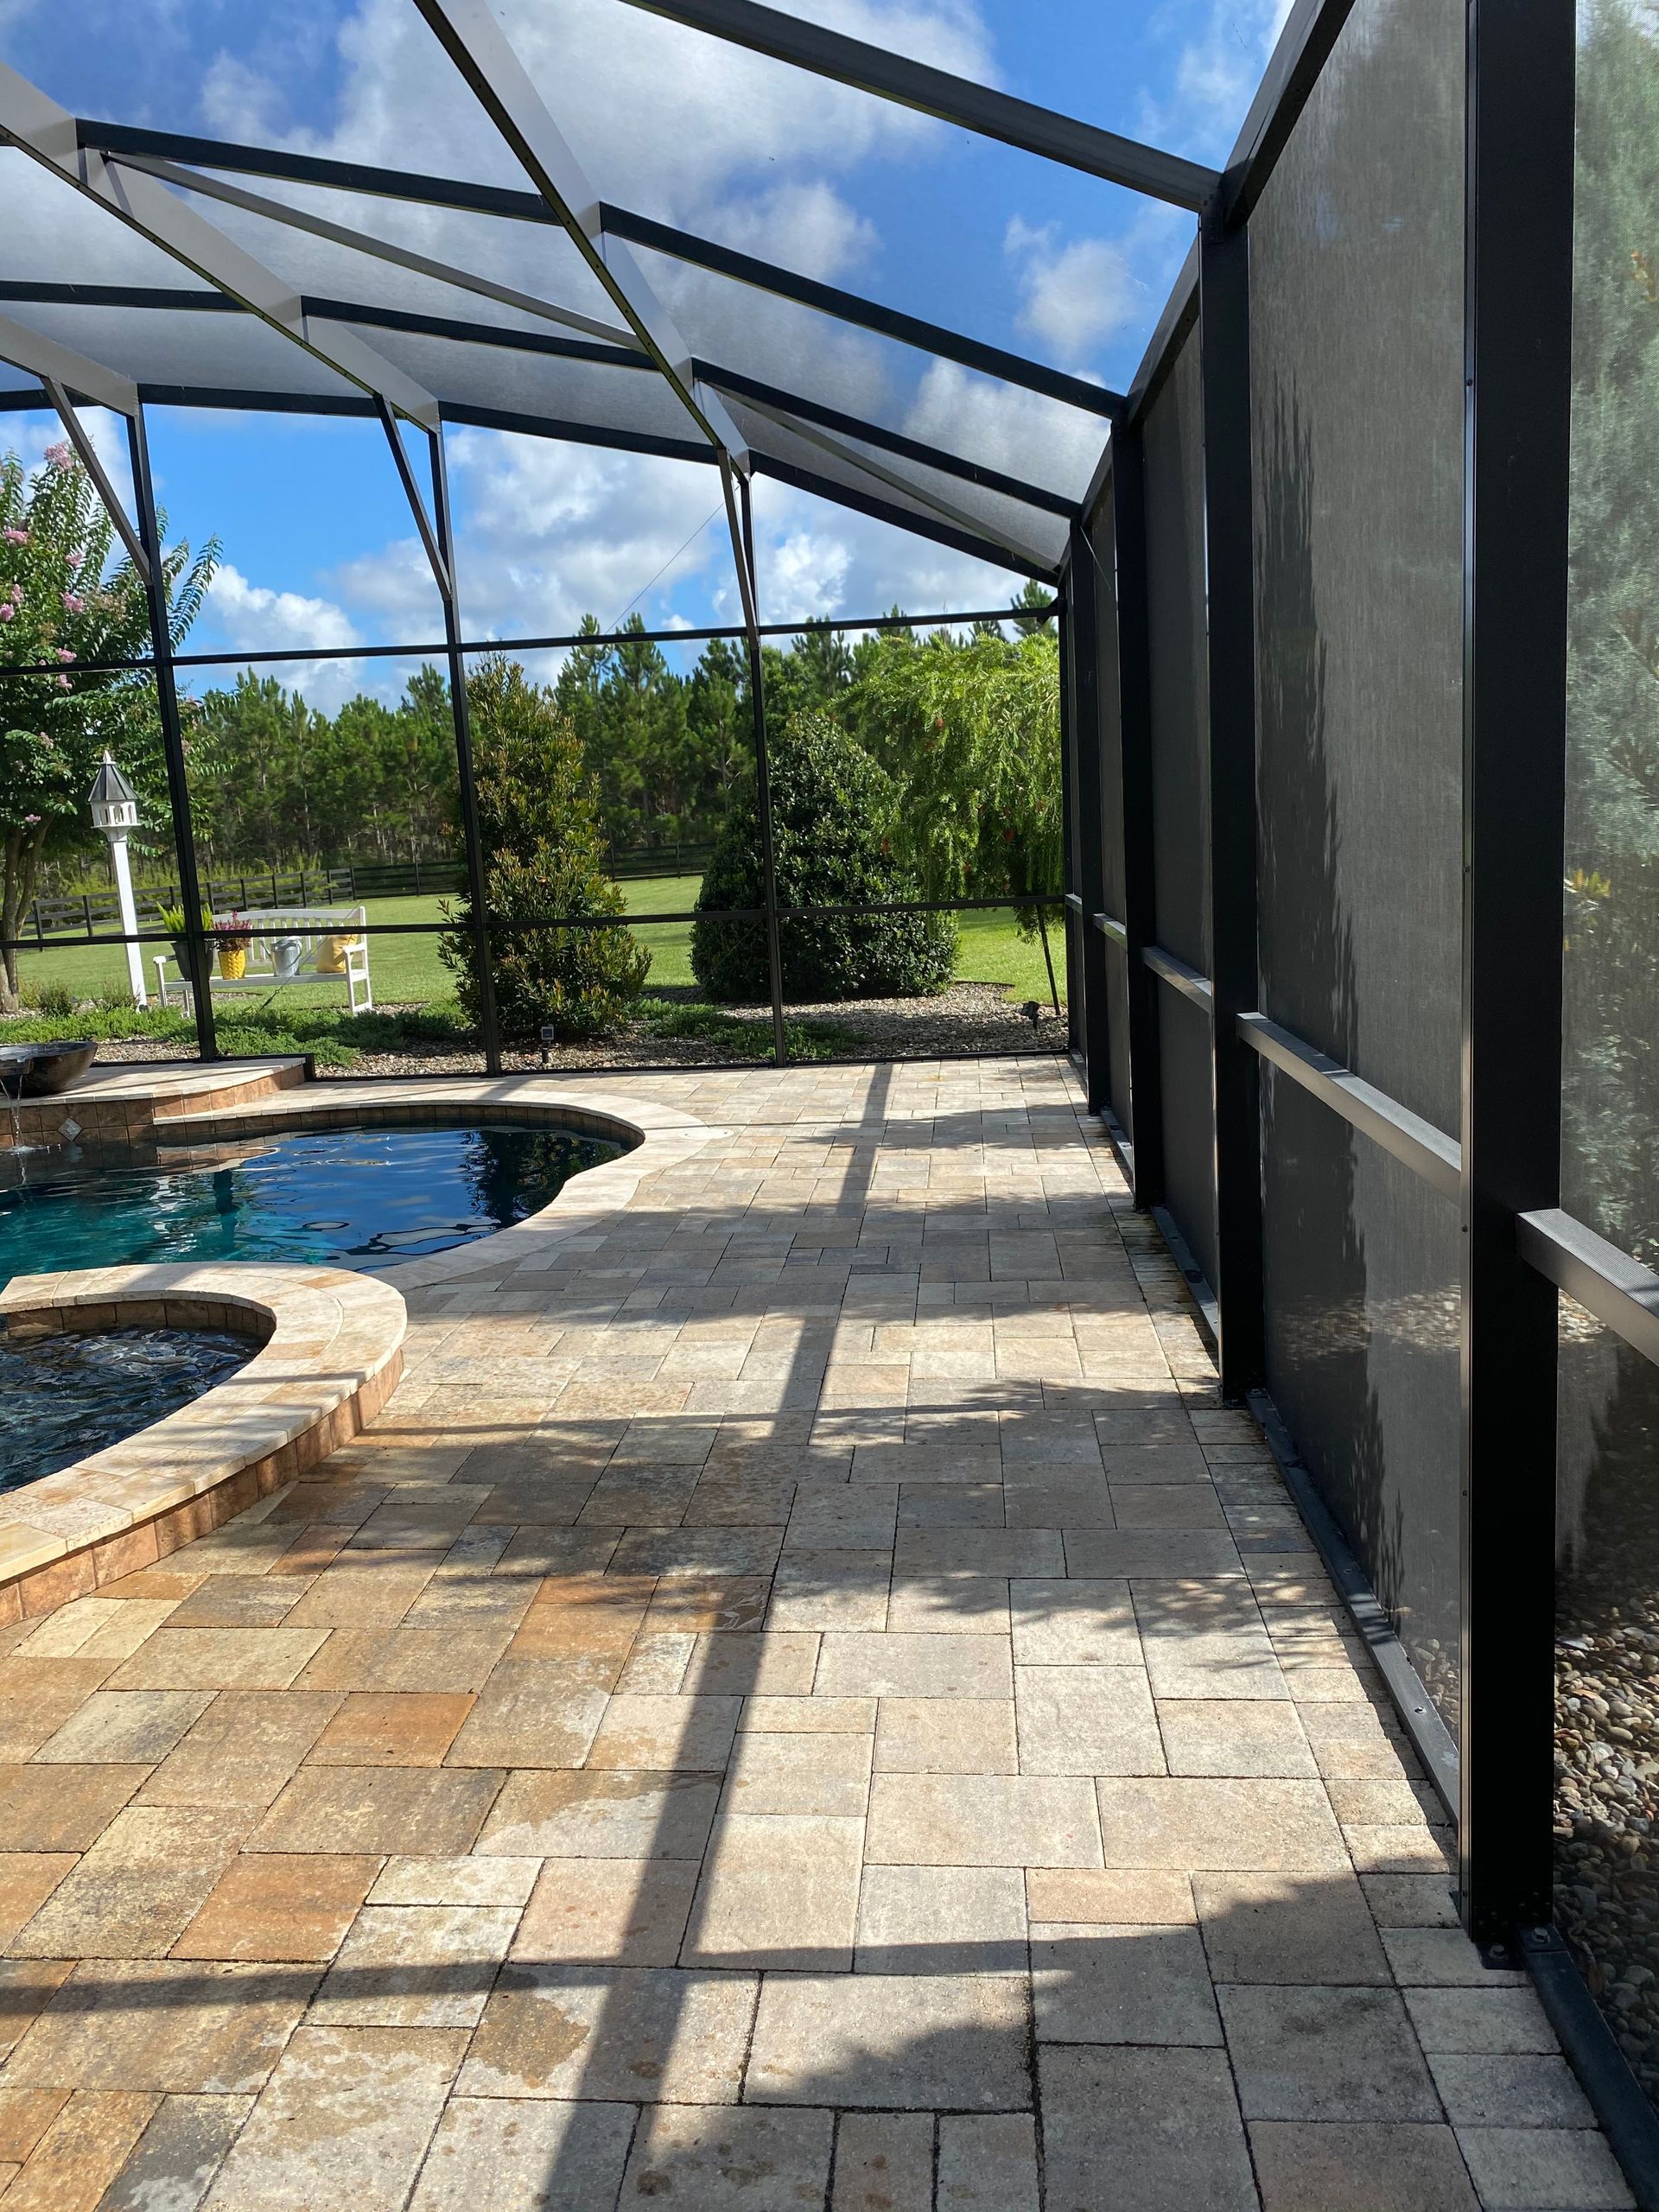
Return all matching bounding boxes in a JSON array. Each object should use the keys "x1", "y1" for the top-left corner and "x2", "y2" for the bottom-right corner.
[{"x1": 0, "y1": 1058, "x2": 1630, "y2": 2209}]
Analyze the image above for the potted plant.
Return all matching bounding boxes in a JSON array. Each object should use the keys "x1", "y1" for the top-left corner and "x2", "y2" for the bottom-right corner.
[
  {"x1": 156, "y1": 903, "x2": 211, "y2": 976},
  {"x1": 213, "y1": 910, "x2": 253, "y2": 982}
]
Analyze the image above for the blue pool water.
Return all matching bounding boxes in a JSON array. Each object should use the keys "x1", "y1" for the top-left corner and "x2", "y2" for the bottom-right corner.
[
  {"x1": 0, "y1": 1122, "x2": 623, "y2": 1285},
  {"x1": 1, "y1": 1326, "x2": 251, "y2": 1489}
]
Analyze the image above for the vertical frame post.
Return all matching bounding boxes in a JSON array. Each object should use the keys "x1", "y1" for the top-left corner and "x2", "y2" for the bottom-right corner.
[
  {"x1": 1198, "y1": 207, "x2": 1264, "y2": 1397},
  {"x1": 736, "y1": 474, "x2": 788, "y2": 1069},
  {"x1": 1066, "y1": 520, "x2": 1110, "y2": 1109},
  {"x1": 429, "y1": 428, "x2": 502, "y2": 1076},
  {"x1": 1111, "y1": 418, "x2": 1166, "y2": 1208},
  {"x1": 126, "y1": 405, "x2": 218, "y2": 1062},
  {"x1": 1456, "y1": 0, "x2": 1575, "y2": 1942}
]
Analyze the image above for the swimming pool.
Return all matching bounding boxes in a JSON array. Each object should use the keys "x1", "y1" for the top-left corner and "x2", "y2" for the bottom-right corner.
[{"x1": 0, "y1": 1121, "x2": 624, "y2": 1285}]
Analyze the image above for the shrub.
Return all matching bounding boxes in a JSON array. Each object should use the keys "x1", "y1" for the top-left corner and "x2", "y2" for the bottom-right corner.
[
  {"x1": 439, "y1": 657, "x2": 650, "y2": 1041},
  {"x1": 29, "y1": 980, "x2": 77, "y2": 1021},
  {"x1": 690, "y1": 712, "x2": 956, "y2": 1004}
]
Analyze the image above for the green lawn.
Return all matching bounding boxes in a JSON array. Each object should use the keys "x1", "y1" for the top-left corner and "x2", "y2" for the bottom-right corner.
[{"x1": 10, "y1": 876, "x2": 1064, "y2": 1013}]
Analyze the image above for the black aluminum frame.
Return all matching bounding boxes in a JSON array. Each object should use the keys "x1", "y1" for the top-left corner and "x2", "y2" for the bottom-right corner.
[{"x1": 8, "y1": 0, "x2": 1659, "y2": 2184}]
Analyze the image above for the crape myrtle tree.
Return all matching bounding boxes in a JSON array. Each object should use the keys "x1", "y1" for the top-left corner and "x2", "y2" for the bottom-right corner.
[
  {"x1": 439, "y1": 654, "x2": 650, "y2": 1041},
  {"x1": 0, "y1": 440, "x2": 216, "y2": 1012}
]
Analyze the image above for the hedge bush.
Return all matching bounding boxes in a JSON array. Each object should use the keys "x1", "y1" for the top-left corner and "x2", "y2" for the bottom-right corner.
[
  {"x1": 690, "y1": 711, "x2": 956, "y2": 1003},
  {"x1": 440, "y1": 656, "x2": 649, "y2": 1041}
]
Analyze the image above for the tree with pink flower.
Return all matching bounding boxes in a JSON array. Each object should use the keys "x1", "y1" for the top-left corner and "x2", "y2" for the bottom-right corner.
[{"x1": 0, "y1": 442, "x2": 216, "y2": 1011}]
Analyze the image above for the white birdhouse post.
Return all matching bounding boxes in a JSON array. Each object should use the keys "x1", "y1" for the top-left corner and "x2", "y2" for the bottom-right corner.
[{"x1": 87, "y1": 751, "x2": 147, "y2": 1007}]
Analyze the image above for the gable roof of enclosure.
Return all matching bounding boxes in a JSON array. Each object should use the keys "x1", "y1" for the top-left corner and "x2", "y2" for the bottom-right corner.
[{"x1": 0, "y1": 0, "x2": 1338, "y2": 584}]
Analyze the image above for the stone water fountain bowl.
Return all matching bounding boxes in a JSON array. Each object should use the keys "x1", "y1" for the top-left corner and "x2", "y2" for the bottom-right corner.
[{"x1": 0, "y1": 1041, "x2": 98, "y2": 1099}]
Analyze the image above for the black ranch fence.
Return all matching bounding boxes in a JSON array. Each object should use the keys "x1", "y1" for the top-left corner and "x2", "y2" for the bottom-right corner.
[{"x1": 22, "y1": 841, "x2": 715, "y2": 942}]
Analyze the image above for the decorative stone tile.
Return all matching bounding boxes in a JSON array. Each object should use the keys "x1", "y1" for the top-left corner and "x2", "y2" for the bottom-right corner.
[
  {"x1": 247, "y1": 1768, "x2": 501, "y2": 1858},
  {"x1": 1193, "y1": 1872, "x2": 1389, "y2": 1986},
  {"x1": 855, "y1": 1866, "x2": 1027, "y2": 1975},
  {"x1": 832, "y1": 2112, "x2": 933, "y2": 2212},
  {"x1": 867, "y1": 1773, "x2": 1103, "y2": 1867},
  {"x1": 200, "y1": 2025, "x2": 466, "y2": 2212},
  {"x1": 7, "y1": 1960, "x2": 315, "y2": 2094},
  {"x1": 747, "y1": 1972, "x2": 1030, "y2": 2110},
  {"x1": 682, "y1": 1812, "x2": 864, "y2": 1969},
  {"x1": 1013, "y1": 1664, "x2": 1164, "y2": 1776},
  {"x1": 313, "y1": 1904, "x2": 519, "y2": 2027},
  {"x1": 936, "y1": 2114, "x2": 1040, "y2": 2212},
  {"x1": 1454, "y1": 2125, "x2": 1636, "y2": 2209},
  {"x1": 305, "y1": 1693, "x2": 474, "y2": 1768},
  {"x1": 93, "y1": 2093, "x2": 252, "y2": 2212},
  {"x1": 1249, "y1": 2121, "x2": 1480, "y2": 2211},
  {"x1": 723, "y1": 1729, "x2": 872, "y2": 1815},
  {"x1": 459, "y1": 1963, "x2": 755, "y2": 2103},
  {"x1": 513, "y1": 1859, "x2": 699, "y2": 1966},
  {"x1": 478, "y1": 1770, "x2": 721, "y2": 1860},
  {"x1": 1031, "y1": 1922, "x2": 1221, "y2": 2044},
  {"x1": 1038, "y1": 2046, "x2": 1255, "y2": 2212},
  {"x1": 1219, "y1": 1986, "x2": 1440, "y2": 2122},
  {"x1": 172, "y1": 1854, "x2": 382, "y2": 1962},
  {"x1": 0, "y1": 2088, "x2": 159, "y2": 2212},
  {"x1": 408, "y1": 2097, "x2": 635, "y2": 2211},
  {"x1": 619, "y1": 2106, "x2": 834, "y2": 2209}
]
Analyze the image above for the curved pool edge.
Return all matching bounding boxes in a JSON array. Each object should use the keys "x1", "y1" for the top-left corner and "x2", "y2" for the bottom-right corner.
[
  {"x1": 134, "y1": 1074, "x2": 721, "y2": 1293},
  {"x1": 0, "y1": 1262, "x2": 405, "y2": 1621}
]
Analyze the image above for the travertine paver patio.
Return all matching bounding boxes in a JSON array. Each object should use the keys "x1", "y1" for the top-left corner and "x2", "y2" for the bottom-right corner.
[{"x1": 0, "y1": 1058, "x2": 1629, "y2": 2210}]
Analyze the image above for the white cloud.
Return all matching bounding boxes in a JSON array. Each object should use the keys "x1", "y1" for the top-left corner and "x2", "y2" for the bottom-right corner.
[
  {"x1": 1140, "y1": 0, "x2": 1298, "y2": 159},
  {"x1": 206, "y1": 563, "x2": 362, "y2": 653},
  {"x1": 903, "y1": 358, "x2": 1106, "y2": 499},
  {"x1": 699, "y1": 179, "x2": 878, "y2": 285},
  {"x1": 1004, "y1": 216, "x2": 1139, "y2": 368},
  {"x1": 439, "y1": 429, "x2": 737, "y2": 639},
  {"x1": 199, "y1": 0, "x2": 995, "y2": 227}
]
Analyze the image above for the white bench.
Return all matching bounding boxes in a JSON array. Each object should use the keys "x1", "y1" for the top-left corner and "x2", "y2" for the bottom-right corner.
[{"x1": 154, "y1": 906, "x2": 374, "y2": 1015}]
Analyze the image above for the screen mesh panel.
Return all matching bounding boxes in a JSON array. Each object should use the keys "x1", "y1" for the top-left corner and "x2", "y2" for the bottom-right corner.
[
  {"x1": 1141, "y1": 329, "x2": 1214, "y2": 1286},
  {"x1": 1249, "y1": 0, "x2": 1465, "y2": 1715},
  {"x1": 1262, "y1": 1070, "x2": 1462, "y2": 1729},
  {"x1": 1554, "y1": 0, "x2": 1659, "y2": 2103},
  {"x1": 1084, "y1": 486, "x2": 1134, "y2": 1139}
]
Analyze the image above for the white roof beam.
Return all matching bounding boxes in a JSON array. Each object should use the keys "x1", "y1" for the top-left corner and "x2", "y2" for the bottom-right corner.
[
  {"x1": 0, "y1": 60, "x2": 443, "y2": 429},
  {"x1": 410, "y1": 0, "x2": 750, "y2": 470}
]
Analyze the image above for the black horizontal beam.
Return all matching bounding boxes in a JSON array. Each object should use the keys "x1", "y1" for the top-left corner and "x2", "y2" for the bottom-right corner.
[
  {"x1": 0, "y1": 602, "x2": 1052, "y2": 682},
  {"x1": 309, "y1": 298, "x2": 650, "y2": 372},
  {"x1": 70, "y1": 119, "x2": 1120, "y2": 419},
  {"x1": 1141, "y1": 941, "x2": 1213, "y2": 1012},
  {"x1": 611, "y1": 0, "x2": 1219, "y2": 210},
  {"x1": 1093, "y1": 911, "x2": 1128, "y2": 948},
  {"x1": 696, "y1": 359, "x2": 1078, "y2": 518},
  {"x1": 0, "y1": 283, "x2": 1076, "y2": 522},
  {"x1": 1237, "y1": 1010, "x2": 1461, "y2": 1202},
  {"x1": 601, "y1": 207, "x2": 1121, "y2": 420},
  {"x1": 1517, "y1": 1208, "x2": 1659, "y2": 1372},
  {"x1": 752, "y1": 451, "x2": 1056, "y2": 582}
]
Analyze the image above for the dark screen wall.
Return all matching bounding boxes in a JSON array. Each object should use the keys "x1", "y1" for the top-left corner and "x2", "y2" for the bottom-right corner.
[
  {"x1": 1245, "y1": 0, "x2": 1466, "y2": 1732},
  {"x1": 1554, "y1": 0, "x2": 1659, "y2": 2108}
]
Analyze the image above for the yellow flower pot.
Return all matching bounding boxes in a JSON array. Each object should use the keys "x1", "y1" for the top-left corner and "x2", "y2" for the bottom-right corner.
[
  {"x1": 218, "y1": 944, "x2": 248, "y2": 982},
  {"x1": 316, "y1": 934, "x2": 350, "y2": 976}
]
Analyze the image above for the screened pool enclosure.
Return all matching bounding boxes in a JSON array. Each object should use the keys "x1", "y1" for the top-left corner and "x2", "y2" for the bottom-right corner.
[{"x1": 8, "y1": 0, "x2": 1659, "y2": 2176}]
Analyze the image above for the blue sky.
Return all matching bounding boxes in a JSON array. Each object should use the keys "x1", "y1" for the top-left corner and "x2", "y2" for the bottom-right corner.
[{"x1": 0, "y1": 0, "x2": 1290, "y2": 705}]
